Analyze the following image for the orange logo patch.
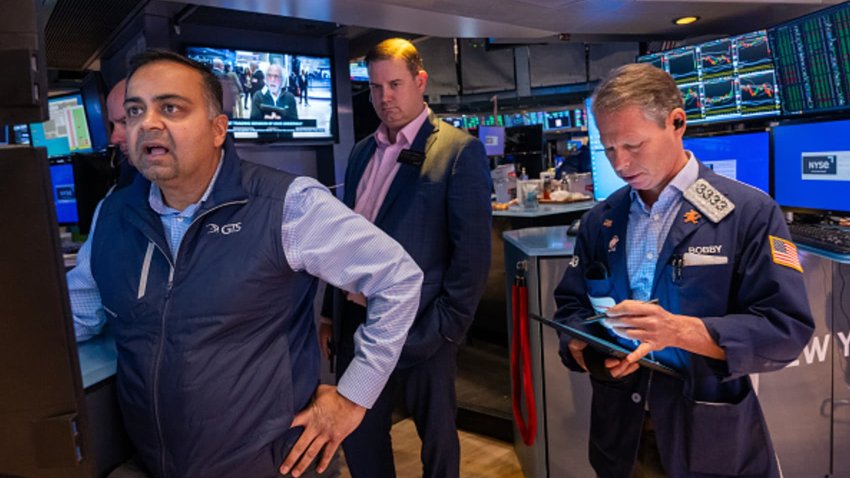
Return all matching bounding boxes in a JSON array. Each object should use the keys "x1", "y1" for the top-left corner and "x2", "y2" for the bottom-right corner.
[{"x1": 683, "y1": 209, "x2": 702, "y2": 225}]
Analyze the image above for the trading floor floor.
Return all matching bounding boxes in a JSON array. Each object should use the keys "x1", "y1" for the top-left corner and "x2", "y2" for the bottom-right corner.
[{"x1": 339, "y1": 418, "x2": 523, "y2": 478}]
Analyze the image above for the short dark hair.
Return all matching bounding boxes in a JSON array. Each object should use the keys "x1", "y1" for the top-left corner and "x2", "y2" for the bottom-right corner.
[
  {"x1": 126, "y1": 49, "x2": 224, "y2": 117},
  {"x1": 365, "y1": 38, "x2": 424, "y2": 77}
]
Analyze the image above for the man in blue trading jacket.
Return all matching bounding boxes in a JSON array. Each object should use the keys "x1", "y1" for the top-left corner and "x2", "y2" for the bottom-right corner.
[
  {"x1": 319, "y1": 38, "x2": 492, "y2": 478},
  {"x1": 66, "y1": 49, "x2": 423, "y2": 478},
  {"x1": 554, "y1": 63, "x2": 814, "y2": 478}
]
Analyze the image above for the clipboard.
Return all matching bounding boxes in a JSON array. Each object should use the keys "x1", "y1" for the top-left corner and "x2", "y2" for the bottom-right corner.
[{"x1": 529, "y1": 313, "x2": 683, "y2": 379}]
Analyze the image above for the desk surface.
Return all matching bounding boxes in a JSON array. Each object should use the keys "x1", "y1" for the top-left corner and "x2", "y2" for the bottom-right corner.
[
  {"x1": 798, "y1": 244, "x2": 850, "y2": 264},
  {"x1": 503, "y1": 226, "x2": 577, "y2": 257},
  {"x1": 492, "y1": 201, "x2": 595, "y2": 218},
  {"x1": 78, "y1": 334, "x2": 117, "y2": 389}
]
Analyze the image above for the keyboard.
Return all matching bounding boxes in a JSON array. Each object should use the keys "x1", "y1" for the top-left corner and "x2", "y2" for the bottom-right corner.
[{"x1": 788, "y1": 223, "x2": 850, "y2": 255}]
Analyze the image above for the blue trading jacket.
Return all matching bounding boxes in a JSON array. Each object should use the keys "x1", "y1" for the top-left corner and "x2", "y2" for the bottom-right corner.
[
  {"x1": 91, "y1": 143, "x2": 319, "y2": 478},
  {"x1": 554, "y1": 162, "x2": 814, "y2": 478}
]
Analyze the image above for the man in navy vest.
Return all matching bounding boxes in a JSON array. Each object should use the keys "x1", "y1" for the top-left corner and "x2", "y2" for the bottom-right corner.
[
  {"x1": 554, "y1": 63, "x2": 813, "y2": 477},
  {"x1": 66, "y1": 49, "x2": 423, "y2": 478},
  {"x1": 320, "y1": 38, "x2": 492, "y2": 478}
]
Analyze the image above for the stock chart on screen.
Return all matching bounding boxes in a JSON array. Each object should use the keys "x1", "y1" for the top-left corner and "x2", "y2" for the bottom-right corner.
[
  {"x1": 638, "y1": 30, "x2": 781, "y2": 125},
  {"x1": 769, "y1": 2, "x2": 850, "y2": 115}
]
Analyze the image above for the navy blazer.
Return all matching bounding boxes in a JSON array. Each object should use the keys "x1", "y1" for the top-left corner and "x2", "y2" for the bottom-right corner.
[
  {"x1": 327, "y1": 111, "x2": 492, "y2": 368},
  {"x1": 554, "y1": 163, "x2": 814, "y2": 477}
]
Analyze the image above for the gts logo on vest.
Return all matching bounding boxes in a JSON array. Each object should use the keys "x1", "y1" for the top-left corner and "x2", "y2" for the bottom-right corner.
[
  {"x1": 688, "y1": 245, "x2": 722, "y2": 255},
  {"x1": 207, "y1": 222, "x2": 242, "y2": 235}
]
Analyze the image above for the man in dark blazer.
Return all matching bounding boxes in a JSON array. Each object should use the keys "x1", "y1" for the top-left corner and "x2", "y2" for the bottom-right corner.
[{"x1": 320, "y1": 38, "x2": 492, "y2": 478}]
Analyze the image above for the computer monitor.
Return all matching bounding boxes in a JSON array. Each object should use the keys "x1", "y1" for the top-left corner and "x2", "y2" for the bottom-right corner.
[
  {"x1": 29, "y1": 93, "x2": 94, "y2": 158},
  {"x1": 503, "y1": 113, "x2": 526, "y2": 127},
  {"x1": 0, "y1": 125, "x2": 7, "y2": 144},
  {"x1": 586, "y1": 97, "x2": 626, "y2": 201},
  {"x1": 637, "y1": 29, "x2": 781, "y2": 125},
  {"x1": 48, "y1": 158, "x2": 79, "y2": 225},
  {"x1": 79, "y1": 72, "x2": 110, "y2": 153},
  {"x1": 12, "y1": 124, "x2": 30, "y2": 145},
  {"x1": 683, "y1": 131, "x2": 770, "y2": 194},
  {"x1": 544, "y1": 110, "x2": 572, "y2": 131},
  {"x1": 773, "y1": 118, "x2": 850, "y2": 214},
  {"x1": 479, "y1": 126, "x2": 505, "y2": 156},
  {"x1": 349, "y1": 60, "x2": 369, "y2": 82},
  {"x1": 441, "y1": 116, "x2": 465, "y2": 129},
  {"x1": 769, "y1": 2, "x2": 850, "y2": 116},
  {"x1": 572, "y1": 108, "x2": 587, "y2": 128}
]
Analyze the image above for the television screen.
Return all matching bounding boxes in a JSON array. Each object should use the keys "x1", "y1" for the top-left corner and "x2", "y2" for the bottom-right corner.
[
  {"x1": 48, "y1": 158, "x2": 78, "y2": 225},
  {"x1": 350, "y1": 60, "x2": 369, "y2": 82},
  {"x1": 768, "y1": 2, "x2": 850, "y2": 116},
  {"x1": 186, "y1": 46, "x2": 336, "y2": 141},
  {"x1": 30, "y1": 94, "x2": 94, "y2": 158},
  {"x1": 479, "y1": 126, "x2": 505, "y2": 156},
  {"x1": 586, "y1": 97, "x2": 626, "y2": 201},
  {"x1": 773, "y1": 118, "x2": 850, "y2": 214},
  {"x1": 683, "y1": 131, "x2": 770, "y2": 194},
  {"x1": 637, "y1": 30, "x2": 781, "y2": 125}
]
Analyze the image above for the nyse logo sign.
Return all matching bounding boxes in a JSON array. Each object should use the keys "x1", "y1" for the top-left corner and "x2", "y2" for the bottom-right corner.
[
  {"x1": 800, "y1": 151, "x2": 850, "y2": 181},
  {"x1": 802, "y1": 154, "x2": 837, "y2": 176}
]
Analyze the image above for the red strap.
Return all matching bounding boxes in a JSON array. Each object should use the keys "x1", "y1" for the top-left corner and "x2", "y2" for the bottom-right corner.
[{"x1": 511, "y1": 283, "x2": 537, "y2": 446}]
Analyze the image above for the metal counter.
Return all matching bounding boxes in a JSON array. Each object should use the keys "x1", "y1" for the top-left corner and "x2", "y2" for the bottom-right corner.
[{"x1": 503, "y1": 226, "x2": 593, "y2": 478}]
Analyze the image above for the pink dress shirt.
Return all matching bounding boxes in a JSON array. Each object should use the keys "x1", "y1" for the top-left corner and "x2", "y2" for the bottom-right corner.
[{"x1": 354, "y1": 105, "x2": 431, "y2": 223}]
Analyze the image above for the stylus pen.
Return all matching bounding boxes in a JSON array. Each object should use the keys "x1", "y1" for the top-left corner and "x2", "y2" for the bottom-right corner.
[{"x1": 581, "y1": 298, "x2": 659, "y2": 324}]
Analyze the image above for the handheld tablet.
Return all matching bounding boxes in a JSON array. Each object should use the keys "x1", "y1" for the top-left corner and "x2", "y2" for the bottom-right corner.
[{"x1": 530, "y1": 313, "x2": 683, "y2": 379}]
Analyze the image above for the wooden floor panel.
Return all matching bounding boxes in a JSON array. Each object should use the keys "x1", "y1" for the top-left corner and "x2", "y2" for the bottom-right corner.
[{"x1": 339, "y1": 418, "x2": 524, "y2": 478}]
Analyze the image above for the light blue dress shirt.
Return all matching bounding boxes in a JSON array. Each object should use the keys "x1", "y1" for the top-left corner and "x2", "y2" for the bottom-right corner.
[
  {"x1": 626, "y1": 153, "x2": 699, "y2": 301},
  {"x1": 66, "y1": 162, "x2": 423, "y2": 409}
]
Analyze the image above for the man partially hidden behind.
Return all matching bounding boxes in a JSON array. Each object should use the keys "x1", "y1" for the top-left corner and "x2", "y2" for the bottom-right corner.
[
  {"x1": 105, "y1": 78, "x2": 138, "y2": 189},
  {"x1": 66, "y1": 49, "x2": 423, "y2": 478},
  {"x1": 554, "y1": 63, "x2": 814, "y2": 477},
  {"x1": 320, "y1": 38, "x2": 492, "y2": 478},
  {"x1": 250, "y1": 63, "x2": 298, "y2": 120}
]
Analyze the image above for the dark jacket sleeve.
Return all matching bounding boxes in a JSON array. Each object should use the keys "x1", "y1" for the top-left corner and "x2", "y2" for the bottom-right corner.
[
  {"x1": 250, "y1": 91, "x2": 263, "y2": 119},
  {"x1": 701, "y1": 201, "x2": 814, "y2": 379},
  {"x1": 400, "y1": 138, "x2": 493, "y2": 362},
  {"x1": 553, "y1": 210, "x2": 598, "y2": 372}
]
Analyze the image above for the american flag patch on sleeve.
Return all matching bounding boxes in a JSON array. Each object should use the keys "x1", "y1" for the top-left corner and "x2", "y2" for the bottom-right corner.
[{"x1": 769, "y1": 235, "x2": 803, "y2": 272}]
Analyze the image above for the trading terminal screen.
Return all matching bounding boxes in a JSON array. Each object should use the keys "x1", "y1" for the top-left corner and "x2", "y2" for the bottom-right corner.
[
  {"x1": 683, "y1": 131, "x2": 771, "y2": 194},
  {"x1": 769, "y1": 2, "x2": 850, "y2": 116},
  {"x1": 773, "y1": 118, "x2": 850, "y2": 213},
  {"x1": 638, "y1": 30, "x2": 782, "y2": 125},
  {"x1": 440, "y1": 109, "x2": 582, "y2": 131},
  {"x1": 586, "y1": 97, "x2": 626, "y2": 201},
  {"x1": 48, "y1": 158, "x2": 79, "y2": 225},
  {"x1": 29, "y1": 94, "x2": 94, "y2": 158}
]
